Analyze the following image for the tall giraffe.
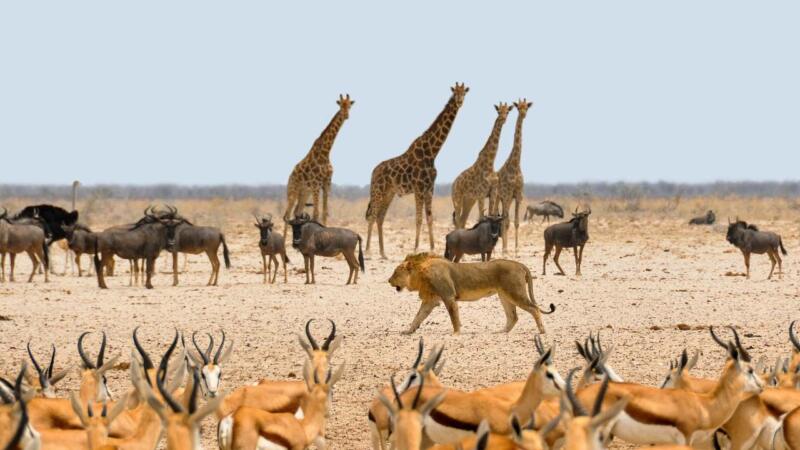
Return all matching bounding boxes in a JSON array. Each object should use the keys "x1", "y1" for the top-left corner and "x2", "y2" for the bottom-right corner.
[
  {"x1": 451, "y1": 102, "x2": 513, "y2": 229},
  {"x1": 497, "y1": 98, "x2": 533, "y2": 254},
  {"x1": 365, "y1": 83, "x2": 469, "y2": 259},
  {"x1": 283, "y1": 94, "x2": 354, "y2": 232}
]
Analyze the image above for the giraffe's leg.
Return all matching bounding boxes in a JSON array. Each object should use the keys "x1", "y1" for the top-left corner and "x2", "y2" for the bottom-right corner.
[
  {"x1": 451, "y1": 195, "x2": 462, "y2": 228},
  {"x1": 311, "y1": 189, "x2": 321, "y2": 222},
  {"x1": 458, "y1": 198, "x2": 477, "y2": 229},
  {"x1": 500, "y1": 199, "x2": 509, "y2": 254},
  {"x1": 413, "y1": 192, "x2": 424, "y2": 253},
  {"x1": 425, "y1": 191, "x2": 435, "y2": 252},
  {"x1": 513, "y1": 194, "x2": 521, "y2": 255},
  {"x1": 283, "y1": 189, "x2": 298, "y2": 242},
  {"x1": 322, "y1": 184, "x2": 330, "y2": 225},
  {"x1": 477, "y1": 197, "x2": 485, "y2": 220},
  {"x1": 376, "y1": 193, "x2": 394, "y2": 259}
]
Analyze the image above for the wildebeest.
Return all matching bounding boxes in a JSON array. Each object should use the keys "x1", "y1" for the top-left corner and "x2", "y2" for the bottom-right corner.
[
  {"x1": 0, "y1": 208, "x2": 50, "y2": 283},
  {"x1": 726, "y1": 218, "x2": 787, "y2": 279},
  {"x1": 288, "y1": 212, "x2": 364, "y2": 284},
  {"x1": 254, "y1": 214, "x2": 290, "y2": 284},
  {"x1": 524, "y1": 201, "x2": 564, "y2": 223},
  {"x1": 159, "y1": 207, "x2": 231, "y2": 287},
  {"x1": 542, "y1": 207, "x2": 591, "y2": 276},
  {"x1": 443, "y1": 214, "x2": 503, "y2": 263},
  {"x1": 689, "y1": 210, "x2": 716, "y2": 225},
  {"x1": 94, "y1": 209, "x2": 176, "y2": 289},
  {"x1": 62, "y1": 223, "x2": 97, "y2": 277}
]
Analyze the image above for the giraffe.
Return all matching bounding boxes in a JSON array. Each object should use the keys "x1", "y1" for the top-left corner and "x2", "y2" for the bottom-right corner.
[
  {"x1": 451, "y1": 102, "x2": 513, "y2": 229},
  {"x1": 365, "y1": 83, "x2": 469, "y2": 259},
  {"x1": 497, "y1": 98, "x2": 533, "y2": 254},
  {"x1": 282, "y1": 94, "x2": 354, "y2": 236}
]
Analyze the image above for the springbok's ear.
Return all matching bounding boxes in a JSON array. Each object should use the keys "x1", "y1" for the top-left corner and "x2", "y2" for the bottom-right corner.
[
  {"x1": 330, "y1": 362, "x2": 346, "y2": 386},
  {"x1": 590, "y1": 398, "x2": 628, "y2": 429},
  {"x1": 69, "y1": 392, "x2": 89, "y2": 427},
  {"x1": 474, "y1": 419, "x2": 490, "y2": 450},
  {"x1": 326, "y1": 335, "x2": 343, "y2": 356},
  {"x1": 297, "y1": 334, "x2": 314, "y2": 358},
  {"x1": 509, "y1": 413, "x2": 523, "y2": 440},
  {"x1": 217, "y1": 341, "x2": 234, "y2": 365},
  {"x1": 377, "y1": 393, "x2": 396, "y2": 419},
  {"x1": 107, "y1": 393, "x2": 130, "y2": 425},
  {"x1": 420, "y1": 390, "x2": 447, "y2": 418}
]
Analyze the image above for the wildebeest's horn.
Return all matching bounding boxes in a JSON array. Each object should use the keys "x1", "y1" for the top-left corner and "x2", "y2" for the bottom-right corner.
[
  {"x1": 790, "y1": 321, "x2": 800, "y2": 352},
  {"x1": 305, "y1": 320, "x2": 319, "y2": 350},
  {"x1": 253, "y1": 213, "x2": 261, "y2": 225},
  {"x1": 322, "y1": 320, "x2": 336, "y2": 351},
  {"x1": 0, "y1": 207, "x2": 7, "y2": 219},
  {"x1": 78, "y1": 332, "x2": 96, "y2": 369}
]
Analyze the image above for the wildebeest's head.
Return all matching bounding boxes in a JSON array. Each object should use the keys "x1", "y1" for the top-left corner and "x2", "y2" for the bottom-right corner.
[
  {"x1": 288, "y1": 213, "x2": 312, "y2": 248},
  {"x1": 336, "y1": 94, "x2": 355, "y2": 120},
  {"x1": 726, "y1": 218, "x2": 750, "y2": 245},
  {"x1": 571, "y1": 207, "x2": 592, "y2": 232},
  {"x1": 254, "y1": 214, "x2": 274, "y2": 246},
  {"x1": 483, "y1": 215, "x2": 504, "y2": 239}
]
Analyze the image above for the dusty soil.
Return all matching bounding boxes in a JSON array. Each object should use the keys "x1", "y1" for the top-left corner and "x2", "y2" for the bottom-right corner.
[{"x1": 1, "y1": 198, "x2": 799, "y2": 449}]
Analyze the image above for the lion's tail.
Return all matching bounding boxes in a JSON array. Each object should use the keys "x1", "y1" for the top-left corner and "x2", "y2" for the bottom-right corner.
[{"x1": 525, "y1": 266, "x2": 556, "y2": 315}]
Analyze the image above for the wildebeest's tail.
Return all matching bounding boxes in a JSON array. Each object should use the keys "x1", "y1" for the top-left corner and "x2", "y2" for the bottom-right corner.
[
  {"x1": 93, "y1": 235, "x2": 102, "y2": 275},
  {"x1": 780, "y1": 237, "x2": 788, "y2": 256},
  {"x1": 221, "y1": 234, "x2": 231, "y2": 269},
  {"x1": 525, "y1": 266, "x2": 556, "y2": 315},
  {"x1": 444, "y1": 241, "x2": 452, "y2": 260},
  {"x1": 41, "y1": 240, "x2": 49, "y2": 271},
  {"x1": 357, "y1": 235, "x2": 365, "y2": 272}
]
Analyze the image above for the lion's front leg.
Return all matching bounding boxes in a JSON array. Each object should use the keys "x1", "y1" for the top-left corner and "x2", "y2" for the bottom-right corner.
[
  {"x1": 442, "y1": 297, "x2": 462, "y2": 335},
  {"x1": 403, "y1": 300, "x2": 437, "y2": 335}
]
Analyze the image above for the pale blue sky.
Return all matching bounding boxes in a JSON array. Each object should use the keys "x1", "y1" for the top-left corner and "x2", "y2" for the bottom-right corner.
[{"x1": 1, "y1": 1, "x2": 798, "y2": 186}]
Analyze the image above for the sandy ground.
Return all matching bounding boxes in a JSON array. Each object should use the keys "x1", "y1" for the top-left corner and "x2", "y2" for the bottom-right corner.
[{"x1": 1, "y1": 198, "x2": 800, "y2": 449}]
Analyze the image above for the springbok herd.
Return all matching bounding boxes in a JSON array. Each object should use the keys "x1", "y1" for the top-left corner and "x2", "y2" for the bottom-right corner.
[{"x1": 6, "y1": 320, "x2": 800, "y2": 450}]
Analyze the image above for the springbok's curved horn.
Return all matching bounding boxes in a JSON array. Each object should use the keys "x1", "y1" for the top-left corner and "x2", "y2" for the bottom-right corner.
[
  {"x1": 213, "y1": 331, "x2": 226, "y2": 365},
  {"x1": 565, "y1": 368, "x2": 588, "y2": 417},
  {"x1": 132, "y1": 327, "x2": 154, "y2": 373},
  {"x1": 155, "y1": 331, "x2": 183, "y2": 413},
  {"x1": 790, "y1": 321, "x2": 800, "y2": 352},
  {"x1": 412, "y1": 373, "x2": 424, "y2": 409},
  {"x1": 27, "y1": 342, "x2": 46, "y2": 388},
  {"x1": 390, "y1": 372, "x2": 403, "y2": 409},
  {"x1": 412, "y1": 338, "x2": 424, "y2": 369},
  {"x1": 709, "y1": 326, "x2": 728, "y2": 350},
  {"x1": 322, "y1": 320, "x2": 336, "y2": 351},
  {"x1": 305, "y1": 320, "x2": 319, "y2": 350},
  {"x1": 78, "y1": 332, "x2": 96, "y2": 369},
  {"x1": 728, "y1": 326, "x2": 751, "y2": 362},
  {"x1": 191, "y1": 332, "x2": 210, "y2": 365},
  {"x1": 97, "y1": 332, "x2": 106, "y2": 368}
]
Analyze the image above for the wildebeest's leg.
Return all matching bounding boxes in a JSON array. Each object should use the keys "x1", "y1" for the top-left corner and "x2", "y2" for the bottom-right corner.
[
  {"x1": 27, "y1": 250, "x2": 38, "y2": 283},
  {"x1": 269, "y1": 255, "x2": 278, "y2": 283},
  {"x1": 261, "y1": 252, "x2": 272, "y2": 284},
  {"x1": 9, "y1": 253, "x2": 16, "y2": 282},
  {"x1": 402, "y1": 301, "x2": 437, "y2": 335},
  {"x1": 282, "y1": 253, "x2": 289, "y2": 283},
  {"x1": 743, "y1": 251, "x2": 751, "y2": 279},
  {"x1": 172, "y1": 251, "x2": 179, "y2": 286},
  {"x1": 454, "y1": 253, "x2": 463, "y2": 263},
  {"x1": 144, "y1": 257, "x2": 154, "y2": 289},
  {"x1": 344, "y1": 251, "x2": 355, "y2": 285},
  {"x1": 767, "y1": 251, "x2": 776, "y2": 280},
  {"x1": 302, "y1": 255, "x2": 310, "y2": 284},
  {"x1": 498, "y1": 298, "x2": 519, "y2": 332},
  {"x1": 128, "y1": 260, "x2": 134, "y2": 286},
  {"x1": 573, "y1": 247, "x2": 581, "y2": 276},
  {"x1": 343, "y1": 249, "x2": 358, "y2": 285},
  {"x1": 309, "y1": 254, "x2": 316, "y2": 284},
  {"x1": 578, "y1": 244, "x2": 585, "y2": 276},
  {"x1": 553, "y1": 246, "x2": 566, "y2": 276},
  {"x1": 542, "y1": 242, "x2": 552, "y2": 276},
  {"x1": 0, "y1": 253, "x2": 5, "y2": 282},
  {"x1": 207, "y1": 249, "x2": 221, "y2": 286},
  {"x1": 425, "y1": 191, "x2": 435, "y2": 252},
  {"x1": 75, "y1": 253, "x2": 83, "y2": 277},
  {"x1": 775, "y1": 248, "x2": 783, "y2": 278}
]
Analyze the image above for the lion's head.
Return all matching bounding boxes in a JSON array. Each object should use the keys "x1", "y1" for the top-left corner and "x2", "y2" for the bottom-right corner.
[{"x1": 388, "y1": 253, "x2": 437, "y2": 292}]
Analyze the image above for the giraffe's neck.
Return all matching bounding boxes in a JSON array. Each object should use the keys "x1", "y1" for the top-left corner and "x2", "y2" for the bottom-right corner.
[
  {"x1": 406, "y1": 95, "x2": 461, "y2": 162},
  {"x1": 503, "y1": 113, "x2": 526, "y2": 170},
  {"x1": 474, "y1": 114, "x2": 506, "y2": 171},
  {"x1": 310, "y1": 110, "x2": 347, "y2": 159}
]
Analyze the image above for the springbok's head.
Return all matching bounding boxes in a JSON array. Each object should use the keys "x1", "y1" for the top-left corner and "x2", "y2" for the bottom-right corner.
[
  {"x1": 77, "y1": 332, "x2": 118, "y2": 402},
  {"x1": 336, "y1": 94, "x2": 355, "y2": 119},
  {"x1": 659, "y1": 349, "x2": 701, "y2": 389},
  {"x1": 186, "y1": 330, "x2": 233, "y2": 399},
  {"x1": 563, "y1": 369, "x2": 628, "y2": 450},
  {"x1": 532, "y1": 335, "x2": 566, "y2": 396},
  {"x1": 26, "y1": 341, "x2": 68, "y2": 399},
  {"x1": 450, "y1": 82, "x2": 469, "y2": 108},
  {"x1": 298, "y1": 319, "x2": 342, "y2": 379},
  {"x1": 377, "y1": 374, "x2": 446, "y2": 450},
  {"x1": 397, "y1": 338, "x2": 446, "y2": 393},
  {"x1": 709, "y1": 326, "x2": 764, "y2": 396}
]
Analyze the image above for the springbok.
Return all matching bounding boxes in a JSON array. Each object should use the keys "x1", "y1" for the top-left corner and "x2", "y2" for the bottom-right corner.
[
  {"x1": 25, "y1": 342, "x2": 68, "y2": 399},
  {"x1": 376, "y1": 375, "x2": 447, "y2": 450},
  {"x1": 185, "y1": 330, "x2": 234, "y2": 399},
  {"x1": 563, "y1": 370, "x2": 629, "y2": 450},
  {"x1": 77, "y1": 331, "x2": 118, "y2": 403}
]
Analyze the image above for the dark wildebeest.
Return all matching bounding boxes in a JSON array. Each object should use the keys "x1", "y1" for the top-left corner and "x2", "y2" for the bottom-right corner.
[
  {"x1": 254, "y1": 214, "x2": 290, "y2": 284},
  {"x1": 524, "y1": 201, "x2": 564, "y2": 223},
  {"x1": 62, "y1": 224, "x2": 97, "y2": 277},
  {"x1": 159, "y1": 206, "x2": 231, "y2": 287},
  {"x1": 542, "y1": 207, "x2": 591, "y2": 276},
  {"x1": 93, "y1": 210, "x2": 176, "y2": 289},
  {"x1": 288, "y1": 212, "x2": 364, "y2": 285},
  {"x1": 689, "y1": 210, "x2": 716, "y2": 225},
  {"x1": 443, "y1": 214, "x2": 504, "y2": 263},
  {"x1": 0, "y1": 208, "x2": 50, "y2": 283},
  {"x1": 726, "y1": 218, "x2": 787, "y2": 279}
]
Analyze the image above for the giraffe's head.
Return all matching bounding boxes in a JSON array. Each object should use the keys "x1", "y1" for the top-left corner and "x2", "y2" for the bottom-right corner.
[
  {"x1": 336, "y1": 94, "x2": 355, "y2": 119},
  {"x1": 450, "y1": 83, "x2": 469, "y2": 107},
  {"x1": 494, "y1": 102, "x2": 513, "y2": 120},
  {"x1": 514, "y1": 98, "x2": 534, "y2": 118}
]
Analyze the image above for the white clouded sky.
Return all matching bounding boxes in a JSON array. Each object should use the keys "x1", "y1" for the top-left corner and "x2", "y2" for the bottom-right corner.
[{"x1": 1, "y1": 1, "x2": 798, "y2": 185}]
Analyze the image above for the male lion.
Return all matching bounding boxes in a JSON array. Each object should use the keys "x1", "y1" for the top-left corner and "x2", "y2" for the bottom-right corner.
[{"x1": 388, "y1": 253, "x2": 555, "y2": 335}]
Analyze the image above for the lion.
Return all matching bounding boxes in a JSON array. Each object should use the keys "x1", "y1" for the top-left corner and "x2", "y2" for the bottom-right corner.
[{"x1": 388, "y1": 253, "x2": 555, "y2": 335}]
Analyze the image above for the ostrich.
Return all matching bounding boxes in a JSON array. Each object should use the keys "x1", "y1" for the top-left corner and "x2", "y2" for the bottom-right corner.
[{"x1": 58, "y1": 181, "x2": 80, "y2": 275}]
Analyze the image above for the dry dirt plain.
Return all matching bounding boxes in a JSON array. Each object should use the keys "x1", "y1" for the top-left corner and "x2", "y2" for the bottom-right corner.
[{"x1": 1, "y1": 196, "x2": 799, "y2": 448}]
